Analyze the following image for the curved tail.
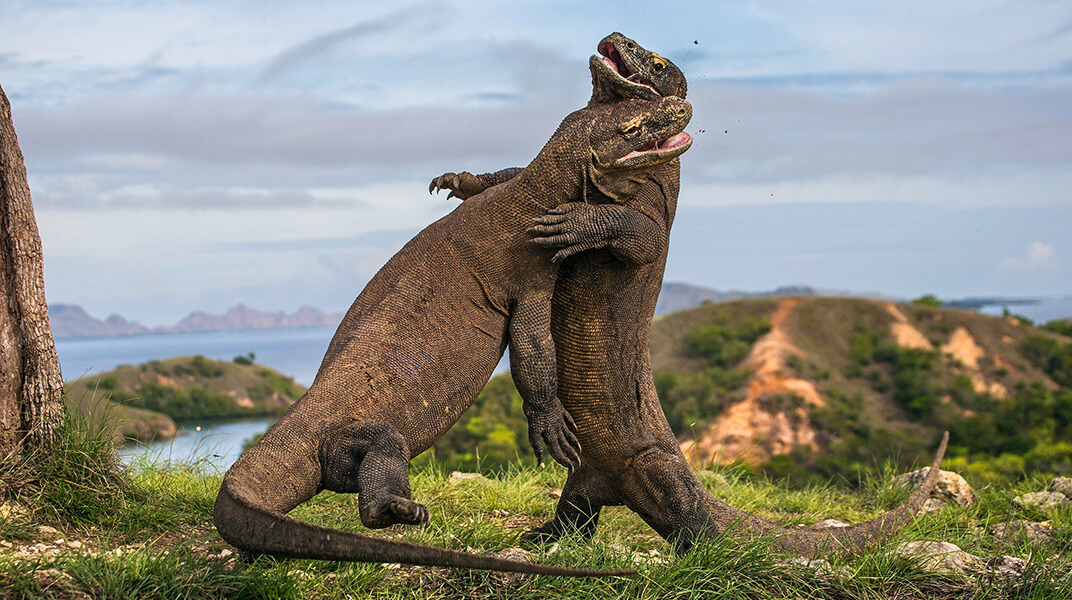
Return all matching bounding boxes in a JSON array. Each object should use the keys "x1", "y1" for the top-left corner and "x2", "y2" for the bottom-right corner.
[
  {"x1": 705, "y1": 431, "x2": 949, "y2": 558},
  {"x1": 213, "y1": 478, "x2": 635, "y2": 577}
]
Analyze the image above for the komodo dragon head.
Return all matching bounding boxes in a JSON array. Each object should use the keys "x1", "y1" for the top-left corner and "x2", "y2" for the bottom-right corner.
[
  {"x1": 590, "y1": 32, "x2": 687, "y2": 103},
  {"x1": 570, "y1": 95, "x2": 693, "y2": 204}
]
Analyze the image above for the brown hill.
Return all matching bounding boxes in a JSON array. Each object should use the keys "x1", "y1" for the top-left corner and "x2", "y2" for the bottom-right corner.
[{"x1": 650, "y1": 296, "x2": 1072, "y2": 478}]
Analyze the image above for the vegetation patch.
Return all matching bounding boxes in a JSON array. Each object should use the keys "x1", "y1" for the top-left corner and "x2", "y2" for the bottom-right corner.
[{"x1": 63, "y1": 356, "x2": 304, "y2": 443}]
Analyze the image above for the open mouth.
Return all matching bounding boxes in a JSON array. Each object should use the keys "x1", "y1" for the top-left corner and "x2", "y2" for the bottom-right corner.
[
  {"x1": 598, "y1": 42, "x2": 655, "y2": 90},
  {"x1": 620, "y1": 132, "x2": 693, "y2": 163}
]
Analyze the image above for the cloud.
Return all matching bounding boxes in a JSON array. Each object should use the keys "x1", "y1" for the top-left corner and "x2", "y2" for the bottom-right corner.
[
  {"x1": 34, "y1": 186, "x2": 354, "y2": 211},
  {"x1": 999, "y1": 242, "x2": 1060, "y2": 271},
  {"x1": 684, "y1": 79, "x2": 1072, "y2": 183},
  {"x1": 257, "y1": 6, "x2": 439, "y2": 84}
]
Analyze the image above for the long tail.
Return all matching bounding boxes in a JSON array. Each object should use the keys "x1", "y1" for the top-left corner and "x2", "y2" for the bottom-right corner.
[
  {"x1": 213, "y1": 479, "x2": 635, "y2": 577},
  {"x1": 704, "y1": 431, "x2": 949, "y2": 558}
]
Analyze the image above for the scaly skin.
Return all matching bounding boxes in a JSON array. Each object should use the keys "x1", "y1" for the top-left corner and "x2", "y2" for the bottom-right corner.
[
  {"x1": 433, "y1": 32, "x2": 950, "y2": 559},
  {"x1": 214, "y1": 95, "x2": 693, "y2": 576}
]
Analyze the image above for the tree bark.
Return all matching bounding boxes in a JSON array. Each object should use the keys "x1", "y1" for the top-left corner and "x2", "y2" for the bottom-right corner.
[{"x1": 0, "y1": 83, "x2": 64, "y2": 457}]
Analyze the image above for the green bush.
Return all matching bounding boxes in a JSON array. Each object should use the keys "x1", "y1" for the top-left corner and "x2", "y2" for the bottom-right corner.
[
  {"x1": 1023, "y1": 334, "x2": 1072, "y2": 387},
  {"x1": 1043, "y1": 319, "x2": 1072, "y2": 337}
]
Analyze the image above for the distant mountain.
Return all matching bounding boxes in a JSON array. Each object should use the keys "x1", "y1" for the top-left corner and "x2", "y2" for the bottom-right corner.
[
  {"x1": 48, "y1": 304, "x2": 149, "y2": 338},
  {"x1": 48, "y1": 303, "x2": 344, "y2": 339},
  {"x1": 169, "y1": 304, "x2": 343, "y2": 333}
]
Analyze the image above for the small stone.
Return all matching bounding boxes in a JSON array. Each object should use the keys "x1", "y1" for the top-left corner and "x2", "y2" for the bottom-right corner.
[
  {"x1": 987, "y1": 555, "x2": 1027, "y2": 579},
  {"x1": 449, "y1": 471, "x2": 486, "y2": 483},
  {"x1": 1049, "y1": 477, "x2": 1072, "y2": 499},
  {"x1": 0, "y1": 502, "x2": 27, "y2": 519},
  {"x1": 990, "y1": 520, "x2": 1053, "y2": 543},
  {"x1": 548, "y1": 488, "x2": 562, "y2": 499},
  {"x1": 218, "y1": 549, "x2": 233, "y2": 558},
  {"x1": 892, "y1": 541, "x2": 984, "y2": 575},
  {"x1": 491, "y1": 547, "x2": 532, "y2": 563},
  {"x1": 0, "y1": 540, "x2": 13, "y2": 549},
  {"x1": 813, "y1": 519, "x2": 849, "y2": 529},
  {"x1": 893, "y1": 468, "x2": 975, "y2": 507},
  {"x1": 1013, "y1": 491, "x2": 1070, "y2": 511},
  {"x1": 919, "y1": 498, "x2": 946, "y2": 514},
  {"x1": 37, "y1": 525, "x2": 61, "y2": 539},
  {"x1": 66, "y1": 540, "x2": 83, "y2": 549},
  {"x1": 631, "y1": 548, "x2": 666, "y2": 565},
  {"x1": 782, "y1": 556, "x2": 835, "y2": 577}
]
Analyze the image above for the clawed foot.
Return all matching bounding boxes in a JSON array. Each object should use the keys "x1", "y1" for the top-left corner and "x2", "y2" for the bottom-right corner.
[
  {"x1": 526, "y1": 404, "x2": 581, "y2": 471},
  {"x1": 528, "y1": 202, "x2": 610, "y2": 262},
  {"x1": 362, "y1": 497, "x2": 430, "y2": 529},
  {"x1": 428, "y1": 171, "x2": 486, "y2": 201}
]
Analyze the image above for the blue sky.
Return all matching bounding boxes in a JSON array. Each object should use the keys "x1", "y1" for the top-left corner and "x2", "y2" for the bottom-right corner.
[{"x1": 3, "y1": 0, "x2": 1070, "y2": 324}]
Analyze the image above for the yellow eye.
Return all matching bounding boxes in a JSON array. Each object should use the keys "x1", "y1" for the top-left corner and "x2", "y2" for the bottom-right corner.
[{"x1": 652, "y1": 54, "x2": 668, "y2": 72}]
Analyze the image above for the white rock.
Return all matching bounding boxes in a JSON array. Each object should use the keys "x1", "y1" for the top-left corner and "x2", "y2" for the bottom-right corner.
[
  {"x1": 893, "y1": 468, "x2": 975, "y2": 507},
  {"x1": 491, "y1": 547, "x2": 532, "y2": 563},
  {"x1": 891, "y1": 541, "x2": 983, "y2": 574},
  {"x1": 1013, "y1": 491, "x2": 1070, "y2": 511},
  {"x1": 990, "y1": 520, "x2": 1053, "y2": 543},
  {"x1": 37, "y1": 525, "x2": 61, "y2": 539},
  {"x1": 987, "y1": 555, "x2": 1027, "y2": 579},
  {"x1": 919, "y1": 498, "x2": 946, "y2": 514},
  {"x1": 1049, "y1": 477, "x2": 1072, "y2": 499}
]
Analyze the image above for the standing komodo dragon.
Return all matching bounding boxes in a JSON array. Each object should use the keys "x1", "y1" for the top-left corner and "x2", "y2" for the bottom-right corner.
[
  {"x1": 213, "y1": 95, "x2": 694, "y2": 576},
  {"x1": 432, "y1": 32, "x2": 949, "y2": 559}
]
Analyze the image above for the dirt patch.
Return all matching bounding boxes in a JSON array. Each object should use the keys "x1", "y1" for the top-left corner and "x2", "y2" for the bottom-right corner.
[
  {"x1": 941, "y1": 326, "x2": 985, "y2": 370},
  {"x1": 682, "y1": 298, "x2": 824, "y2": 466},
  {"x1": 225, "y1": 389, "x2": 255, "y2": 409},
  {"x1": 884, "y1": 303, "x2": 933, "y2": 350}
]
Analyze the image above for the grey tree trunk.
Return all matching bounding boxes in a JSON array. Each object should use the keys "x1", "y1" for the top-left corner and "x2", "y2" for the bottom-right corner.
[{"x1": 0, "y1": 83, "x2": 64, "y2": 457}]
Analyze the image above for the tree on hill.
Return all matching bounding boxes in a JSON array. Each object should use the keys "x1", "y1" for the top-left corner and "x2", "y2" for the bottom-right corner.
[{"x1": 0, "y1": 83, "x2": 63, "y2": 456}]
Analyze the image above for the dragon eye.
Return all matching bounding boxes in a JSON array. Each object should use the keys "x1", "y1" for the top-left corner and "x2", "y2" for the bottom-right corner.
[
  {"x1": 652, "y1": 54, "x2": 668, "y2": 72},
  {"x1": 619, "y1": 124, "x2": 640, "y2": 136}
]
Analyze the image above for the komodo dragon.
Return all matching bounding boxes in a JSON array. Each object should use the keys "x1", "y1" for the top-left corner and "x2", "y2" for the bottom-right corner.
[
  {"x1": 213, "y1": 94, "x2": 694, "y2": 576},
  {"x1": 432, "y1": 32, "x2": 950, "y2": 559}
]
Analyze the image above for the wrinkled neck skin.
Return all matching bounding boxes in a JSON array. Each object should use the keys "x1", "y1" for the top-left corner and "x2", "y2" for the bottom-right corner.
[{"x1": 510, "y1": 111, "x2": 594, "y2": 210}]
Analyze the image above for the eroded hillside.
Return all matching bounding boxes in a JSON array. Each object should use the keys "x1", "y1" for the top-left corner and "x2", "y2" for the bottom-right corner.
[{"x1": 651, "y1": 296, "x2": 1072, "y2": 482}]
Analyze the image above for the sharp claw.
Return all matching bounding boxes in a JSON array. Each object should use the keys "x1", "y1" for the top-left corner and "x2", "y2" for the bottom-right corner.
[{"x1": 447, "y1": 190, "x2": 457, "y2": 200}]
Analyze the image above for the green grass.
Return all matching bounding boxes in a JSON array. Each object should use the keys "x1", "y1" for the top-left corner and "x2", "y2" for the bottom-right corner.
[{"x1": 2, "y1": 415, "x2": 1071, "y2": 599}]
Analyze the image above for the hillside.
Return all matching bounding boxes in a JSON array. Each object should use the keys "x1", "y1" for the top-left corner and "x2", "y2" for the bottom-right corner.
[
  {"x1": 650, "y1": 296, "x2": 1072, "y2": 483},
  {"x1": 64, "y1": 355, "x2": 305, "y2": 442}
]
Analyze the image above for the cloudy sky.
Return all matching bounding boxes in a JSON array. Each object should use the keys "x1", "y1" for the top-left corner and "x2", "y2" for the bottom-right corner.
[{"x1": 3, "y1": 0, "x2": 1070, "y2": 325}]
